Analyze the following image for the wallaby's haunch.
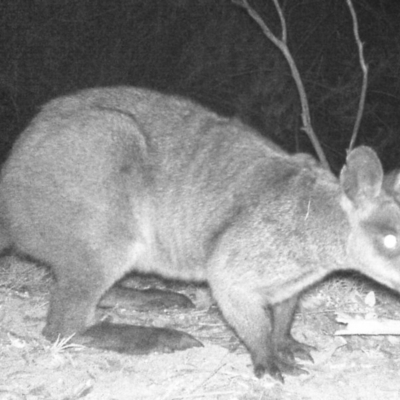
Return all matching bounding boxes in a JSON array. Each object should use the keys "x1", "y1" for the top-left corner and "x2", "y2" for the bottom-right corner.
[{"x1": 1, "y1": 87, "x2": 400, "y2": 381}]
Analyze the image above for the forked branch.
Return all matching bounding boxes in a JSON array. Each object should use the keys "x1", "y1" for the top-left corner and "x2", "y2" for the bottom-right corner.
[{"x1": 233, "y1": 0, "x2": 329, "y2": 170}]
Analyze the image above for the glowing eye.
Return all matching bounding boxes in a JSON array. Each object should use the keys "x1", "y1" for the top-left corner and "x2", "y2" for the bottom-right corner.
[{"x1": 383, "y1": 234, "x2": 397, "y2": 250}]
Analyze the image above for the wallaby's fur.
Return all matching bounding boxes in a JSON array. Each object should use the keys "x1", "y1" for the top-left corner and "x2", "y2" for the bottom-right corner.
[{"x1": 1, "y1": 87, "x2": 400, "y2": 381}]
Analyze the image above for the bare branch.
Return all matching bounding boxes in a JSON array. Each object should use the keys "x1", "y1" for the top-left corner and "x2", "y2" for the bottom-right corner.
[
  {"x1": 346, "y1": 0, "x2": 368, "y2": 152},
  {"x1": 233, "y1": 0, "x2": 329, "y2": 170}
]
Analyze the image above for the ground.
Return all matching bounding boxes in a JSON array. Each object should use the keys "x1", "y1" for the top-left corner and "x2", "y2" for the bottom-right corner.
[{"x1": 1, "y1": 256, "x2": 400, "y2": 400}]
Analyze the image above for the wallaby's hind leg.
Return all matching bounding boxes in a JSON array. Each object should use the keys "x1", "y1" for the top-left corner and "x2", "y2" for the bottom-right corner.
[
  {"x1": 82, "y1": 320, "x2": 203, "y2": 354},
  {"x1": 99, "y1": 286, "x2": 195, "y2": 311},
  {"x1": 42, "y1": 245, "x2": 202, "y2": 353},
  {"x1": 44, "y1": 278, "x2": 103, "y2": 340},
  {"x1": 270, "y1": 296, "x2": 314, "y2": 364},
  {"x1": 42, "y1": 249, "x2": 121, "y2": 340},
  {"x1": 44, "y1": 266, "x2": 202, "y2": 354}
]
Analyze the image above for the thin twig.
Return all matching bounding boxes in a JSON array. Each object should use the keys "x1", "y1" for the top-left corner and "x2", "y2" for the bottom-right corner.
[
  {"x1": 346, "y1": 0, "x2": 368, "y2": 152},
  {"x1": 271, "y1": 0, "x2": 287, "y2": 43},
  {"x1": 233, "y1": 0, "x2": 329, "y2": 170}
]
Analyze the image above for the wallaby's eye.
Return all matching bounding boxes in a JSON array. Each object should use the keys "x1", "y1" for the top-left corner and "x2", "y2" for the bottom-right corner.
[
  {"x1": 383, "y1": 234, "x2": 398, "y2": 250},
  {"x1": 375, "y1": 231, "x2": 400, "y2": 258},
  {"x1": 363, "y1": 219, "x2": 400, "y2": 256}
]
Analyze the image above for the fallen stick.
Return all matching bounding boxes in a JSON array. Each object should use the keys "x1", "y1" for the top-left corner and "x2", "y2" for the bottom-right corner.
[{"x1": 335, "y1": 312, "x2": 400, "y2": 335}]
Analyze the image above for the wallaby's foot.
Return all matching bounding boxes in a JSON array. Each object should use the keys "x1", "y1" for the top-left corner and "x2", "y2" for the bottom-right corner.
[
  {"x1": 252, "y1": 336, "x2": 312, "y2": 382},
  {"x1": 77, "y1": 322, "x2": 203, "y2": 354},
  {"x1": 99, "y1": 287, "x2": 194, "y2": 311},
  {"x1": 254, "y1": 354, "x2": 309, "y2": 383},
  {"x1": 276, "y1": 337, "x2": 315, "y2": 364}
]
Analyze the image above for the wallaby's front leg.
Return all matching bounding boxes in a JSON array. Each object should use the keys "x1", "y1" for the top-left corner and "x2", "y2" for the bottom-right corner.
[{"x1": 270, "y1": 296, "x2": 314, "y2": 364}]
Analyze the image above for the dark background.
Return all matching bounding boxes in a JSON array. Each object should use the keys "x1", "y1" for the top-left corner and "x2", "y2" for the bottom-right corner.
[{"x1": 1, "y1": 0, "x2": 399, "y2": 172}]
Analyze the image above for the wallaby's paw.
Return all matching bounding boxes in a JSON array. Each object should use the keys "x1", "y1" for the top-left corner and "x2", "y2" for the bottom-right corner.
[
  {"x1": 254, "y1": 357, "x2": 309, "y2": 383},
  {"x1": 79, "y1": 322, "x2": 203, "y2": 354},
  {"x1": 100, "y1": 287, "x2": 194, "y2": 311},
  {"x1": 277, "y1": 338, "x2": 315, "y2": 364}
]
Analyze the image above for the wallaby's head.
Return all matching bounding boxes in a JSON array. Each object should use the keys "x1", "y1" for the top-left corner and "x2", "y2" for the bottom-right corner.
[{"x1": 340, "y1": 146, "x2": 400, "y2": 290}]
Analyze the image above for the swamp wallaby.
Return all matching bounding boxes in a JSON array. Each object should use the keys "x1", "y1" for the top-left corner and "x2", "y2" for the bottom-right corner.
[{"x1": 1, "y1": 87, "x2": 400, "y2": 381}]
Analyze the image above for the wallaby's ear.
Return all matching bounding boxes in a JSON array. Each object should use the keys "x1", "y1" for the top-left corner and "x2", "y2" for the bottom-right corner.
[{"x1": 340, "y1": 146, "x2": 383, "y2": 204}]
